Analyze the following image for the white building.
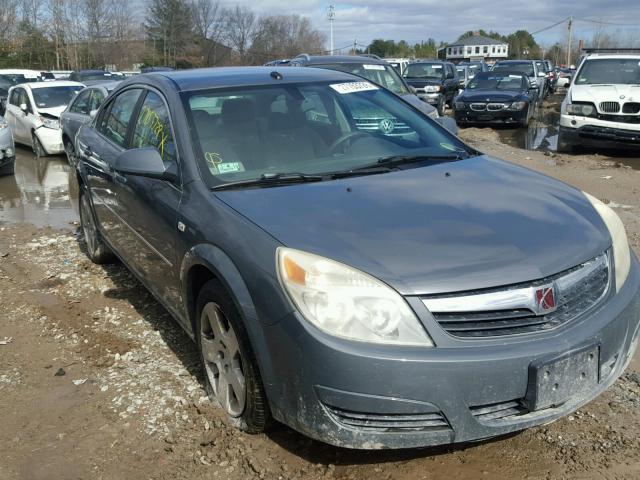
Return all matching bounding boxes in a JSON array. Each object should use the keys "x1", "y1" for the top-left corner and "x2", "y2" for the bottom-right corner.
[{"x1": 445, "y1": 34, "x2": 509, "y2": 63}]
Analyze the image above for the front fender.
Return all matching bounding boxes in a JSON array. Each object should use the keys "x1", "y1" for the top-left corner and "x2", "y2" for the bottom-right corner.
[{"x1": 179, "y1": 244, "x2": 278, "y2": 391}]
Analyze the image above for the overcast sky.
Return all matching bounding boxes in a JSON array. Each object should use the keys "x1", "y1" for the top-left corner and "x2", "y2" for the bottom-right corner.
[{"x1": 219, "y1": 1, "x2": 640, "y2": 52}]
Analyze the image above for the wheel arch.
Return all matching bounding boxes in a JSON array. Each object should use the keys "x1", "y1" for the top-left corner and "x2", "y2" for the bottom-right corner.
[{"x1": 180, "y1": 244, "x2": 276, "y2": 396}]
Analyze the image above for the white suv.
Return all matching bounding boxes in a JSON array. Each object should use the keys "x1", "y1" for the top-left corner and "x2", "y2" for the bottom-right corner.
[
  {"x1": 558, "y1": 50, "x2": 640, "y2": 152},
  {"x1": 4, "y1": 80, "x2": 84, "y2": 157}
]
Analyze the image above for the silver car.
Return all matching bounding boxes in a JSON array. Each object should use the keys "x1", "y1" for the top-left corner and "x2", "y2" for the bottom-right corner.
[
  {"x1": 0, "y1": 115, "x2": 15, "y2": 175},
  {"x1": 60, "y1": 81, "x2": 120, "y2": 166}
]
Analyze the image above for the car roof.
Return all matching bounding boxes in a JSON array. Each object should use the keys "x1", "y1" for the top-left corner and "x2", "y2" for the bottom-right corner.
[
  {"x1": 495, "y1": 60, "x2": 533, "y2": 64},
  {"x1": 81, "y1": 80, "x2": 121, "y2": 91},
  {"x1": 584, "y1": 54, "x2": 640, "y2": 60},
  {"x1": 139, "y1": 66, "x2": 361, "y2": 92},
  {"x1": 411, "y1": 59, "x2": 447, "y2": 64},
  {"x1": 476, "y1": 70, "x2": 527, "y2": 78},
  {"x1": 75, "y1": 69, "x2": 111, "y2": 74},
  {"x1": 294, "y1": 55, "x2": 387, "y2": 65},
  {"x1": 18, "y1": 80, "x2": 84, "y2": 89},
  {"x1": 0, "y1": 69, "x2": 41, "y2": 76}
]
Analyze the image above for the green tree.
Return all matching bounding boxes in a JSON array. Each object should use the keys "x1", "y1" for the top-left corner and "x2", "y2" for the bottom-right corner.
[{"x1": 146, "y1": 0, "x2": 194, "y2": 67}]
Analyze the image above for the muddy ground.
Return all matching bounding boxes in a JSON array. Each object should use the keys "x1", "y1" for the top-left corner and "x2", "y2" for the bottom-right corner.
[{"x1": 1, "y1": 94, "x2": 640, "y2": 479}]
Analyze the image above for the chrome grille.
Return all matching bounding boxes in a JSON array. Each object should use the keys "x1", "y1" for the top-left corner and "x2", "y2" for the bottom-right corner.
[
  {"x1": 622, "y1": 102, "x2": 640, "y2": 114},
  {"x1": 470, "y1": 103, "x2": 487, "y2": 111},
  {"x1": 354, "y1": 117, "x2": 412, "y2": 136},
  {"x1": 424, "y1": 253, "x2": 610, "y2": 338},
  {"x1": 325, "y1": 405, "x2": 450, "y2": 432},
  {"x1": 600, "y1": 101, "x2": 620, "y2": 113},
  {"x1": 487, "y1": 103, "x2": 508, "y2": 111}
]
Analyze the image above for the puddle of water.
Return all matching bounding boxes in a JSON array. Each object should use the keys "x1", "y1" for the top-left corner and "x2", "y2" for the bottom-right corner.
[
  {"x1": 496, "y1": 95, "x2": 640, "y2": 170},
  {"x1": 0, "y1": 147, "x2": 79, "y2": 228}
]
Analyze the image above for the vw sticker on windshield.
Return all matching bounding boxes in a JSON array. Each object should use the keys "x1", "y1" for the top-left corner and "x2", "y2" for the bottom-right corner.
[
  {"x1": 363, "y1": 64, "x2": 386, "y2": 70},
  {"x1": 330, "y1": 82, "x2": 379, "y2": 94}
]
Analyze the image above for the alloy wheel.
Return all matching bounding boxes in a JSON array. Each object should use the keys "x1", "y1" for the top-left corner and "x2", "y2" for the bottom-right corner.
[
  {"x1": 200, "y1": 302, "x2": 246, "y2": 417},
  {"x1": 80, "y1": 193, "x2": 98, "y2": 256}
]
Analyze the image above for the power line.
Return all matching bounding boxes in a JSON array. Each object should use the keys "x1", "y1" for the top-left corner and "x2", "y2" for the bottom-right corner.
[
  {"x1": 574, "y1": 17, "x2": 640, "y2": 27},
  {"x1": 530, "y1": 17, "x2": 570, "y2": 35}
]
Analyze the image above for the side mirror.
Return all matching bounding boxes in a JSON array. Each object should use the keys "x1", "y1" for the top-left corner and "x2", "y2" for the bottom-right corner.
[
  {"x1": 114, "y1": 147, "x2": 178, "y2": 182},
  {"x1": 434, "y1": 117, "x2": 459, "y2": 135},
  {"x1": 89, "y1": 109, "x2": 98, "y2": 119},
  {"x1": 19, "y1": 103, "x2": 28, "y2": 113}
]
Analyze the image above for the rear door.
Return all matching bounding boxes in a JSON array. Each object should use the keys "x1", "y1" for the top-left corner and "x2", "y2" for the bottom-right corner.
[
  {"x1": 111, "y1": 88, "x2": 182, "y2": 307},
  {"x1": 79, "y1": 88, "x2": 143, "y2": 248}
]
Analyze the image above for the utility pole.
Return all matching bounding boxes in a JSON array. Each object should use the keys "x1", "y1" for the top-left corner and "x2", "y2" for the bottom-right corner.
[
  {"x1": 567, "y1": 16, "x2": 573, "y2": 66},
  {"x1": 353, "y1": 39, "x2": 357, "y2": 55},
  {"x1": 327, "y1": 5, "x2": 335, "y2": 55}
]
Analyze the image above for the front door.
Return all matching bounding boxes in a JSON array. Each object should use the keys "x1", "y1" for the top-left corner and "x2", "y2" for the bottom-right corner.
[{"x1": 111, "y1": 89, "x2": 182, "y2": 309}]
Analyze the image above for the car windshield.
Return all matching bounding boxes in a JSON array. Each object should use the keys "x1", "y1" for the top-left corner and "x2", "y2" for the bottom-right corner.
[
  {"x1": 467, "y1": 73, "x2": 524, "y2": 91},
  {"x1": 575, "y1": 58, "x2": 640, "y2": 85},
  {"x1": 404, "y1": 63, "x2": 444, "y2": 79},
  {"x1": 32, "y1": 86, "x2": 83, "y2": 109},
  {"x1": 493, "y1": 63, "x2": 534, "y2": 77},
  {"x1": 183, "y1": 81, "x2": 469, "y2": 188},
  {"x1": 80, "y1": 72, "x2": 113, "y2": 81},
  {"x1": 312, "y1": 63, "x2": 409, "y2": 95}
]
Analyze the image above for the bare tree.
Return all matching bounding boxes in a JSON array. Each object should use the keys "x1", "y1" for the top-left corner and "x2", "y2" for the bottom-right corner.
[
  {"x1": 191, "y1": 0, "x2": 225, "y2": 65},
  {"x1": 250, "y1": 15, "x2": 325, "y2": 64},
  {"x1": 222, "y1": 5, "x2": 255, "y2": 63}
]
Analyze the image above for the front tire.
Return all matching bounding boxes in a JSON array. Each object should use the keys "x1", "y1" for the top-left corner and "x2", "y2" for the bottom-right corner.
[
  {"x1": 32, "y1": 132, "x2": 47, "y2": 158},
  {"x1": 436, "y1": 97, "x2": 445, "y2": 117},
  {"x1": 64, "y1": 139, "x2": 76, "y2": 167},
  {"x1": 79, "y1": 188, "x2": 115, "y2": 264},
  {"x1": 196, "y1": 279, "x2": 271, "y2": 433},
  {"x1": 556, "y1": 129, "x2": 575, "y2": 153}
]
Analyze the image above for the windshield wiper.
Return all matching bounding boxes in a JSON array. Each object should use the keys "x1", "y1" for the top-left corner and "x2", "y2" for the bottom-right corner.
[
  {"x1": 212, "y1": 172, "x2": 325, "y2": 191},
  {"x1": 377, "y1": 153, "x2": 467, "y2": 166}
]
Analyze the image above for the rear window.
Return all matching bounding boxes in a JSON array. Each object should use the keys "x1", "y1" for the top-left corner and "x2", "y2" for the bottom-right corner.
[
  {"x1": 493, "y1": 63, "x2": 535, "y2": 77},
  {"x1": 311, "y1": 63, "x2": 409, "y2": 95},
  {"x1": 404, "y1": 63, "x2": 445, "y2": 79}
]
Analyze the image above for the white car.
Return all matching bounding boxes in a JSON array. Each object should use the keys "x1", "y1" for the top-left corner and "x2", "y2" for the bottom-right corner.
[
  {"x1": 4, "y1": 80, "x2": 84, "y2": 157},
  {"x1": 558, "y1": 51, "x2": 640, "y2": 152},
  {"x1": 0, "y1": 115, "x2": 15, "y2": 175}
]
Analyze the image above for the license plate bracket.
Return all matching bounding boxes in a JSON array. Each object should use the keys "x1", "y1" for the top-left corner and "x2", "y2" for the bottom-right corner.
[{"x1": 524, "y1": 344, "x2": 600, "y2": 411}]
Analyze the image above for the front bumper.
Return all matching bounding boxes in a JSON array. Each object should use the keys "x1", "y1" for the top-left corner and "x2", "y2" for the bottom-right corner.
[
  {"x1": 455, "y1": 108, "x2": 527, "y2": 125},
  {"x1": 559, "y1": 114, "x2": 640, "y2": 148},
  {"x1": 416, "y1": 92, "x2": 442, "y2": 105},
  {"x1": 35, "y1": 126, "x2": 64, "y2": 154},
  {"x1": 261, "y1": 254, "x2": 640, "y2": 449}
]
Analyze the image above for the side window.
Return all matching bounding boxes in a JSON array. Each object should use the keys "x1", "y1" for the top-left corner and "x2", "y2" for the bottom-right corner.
[
  {"x1": 19, "y1": 90, "x2": 32, "y2": 113},
  {"x1": 130, "y1": 91, "x2": 177, "y2": 165},
  {"x1": 9, "y1": 89, "x2": 20, "y2": 106},
  {"x1": 98, "y1": 89, "x2": 142, "y2": 147},
  {"x1": 88, "y1": 90, "x2": 105, "y2": 112},
  {"x1": 70, "y1": 90, "x2": 91, "y2": 114}
]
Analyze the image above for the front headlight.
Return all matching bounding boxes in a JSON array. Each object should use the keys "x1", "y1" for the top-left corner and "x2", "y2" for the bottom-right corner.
[
  {"x1": 38, "y1": 116, "x2": 60, "y2": 129},
  {"x1": 454, "y1": 101, "x2": 465, "y2": 110},
  {"x1": 509, "y1": 101, "x2": 528, "y2": 110},
  {"x1": 425, "y1": 85, "x2": 442, "y2": 93},
  {"x1": 584, "y1": 192, "x2": 631, "y2": 292},
  {"x1": 564, "y1": 102, "x2": 596, "y2": 117},
  {"x1": 277, "y1": 248, "x2": 433, "y2": 346}
]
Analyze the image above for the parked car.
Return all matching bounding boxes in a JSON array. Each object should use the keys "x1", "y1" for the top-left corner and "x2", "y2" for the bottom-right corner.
[
  {"x1": 534, "y1": 60, "x2": 556, "y2": 96},
  {"x1": 556, "y1": 67, "x2": 575, "y2": 88},
  {"x1": 455, "y1": 65, "x2": 473, "y2": 89},
  {"x1": 457, "y1": 61, "x2": 490, "y2": 77},
  {"x1": 60, "y1": 81, "x2": 120, "y2": 166},
  {"x1": 383, "y1": 57, "x2": 411, "y2": 75},
  {"x1": 402, "y1": 60, "x2": 459, "y2": 116},
  {"x1": 75, "y1": 66, "x2": 639, "y2": 450},
  {"x1": 0, "y1": 115, "x2": 15, "y2": 175},
  {"x1": 40, "y1": 71, "x2": 56, "y2": 81},
  {"x1": 453, "y1": 71, "x2": 537, "y2": 127},
  {"x1": 558, "y1": 50, "x2": 640, "y2": 152},
  {"x1": 543, "y1": 60, "x2": 557, "y2": 93},
  {"x1": 492, "y1": 60, "x2": 546, "y2": 103},
  {"x1": 0, "y1": 69, "x2": 42, "y2": 115},
  {"x1": 288, "y1": 55, "x2": 454, "y2": 133},
  {"x1": 4, "y1": 80, "x2": 84, "y2": 157},
  {"x1": 69, "y1": 70, "x2": 116, "y2": 84},
  {"x1": 140, "y1": 66, "x2": 174, "y2": 73}
]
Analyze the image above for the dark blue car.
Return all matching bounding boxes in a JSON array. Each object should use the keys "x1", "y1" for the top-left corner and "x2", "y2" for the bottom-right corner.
[{"x1": 75, "y1": 67, "x2": 640, "y2": 449}]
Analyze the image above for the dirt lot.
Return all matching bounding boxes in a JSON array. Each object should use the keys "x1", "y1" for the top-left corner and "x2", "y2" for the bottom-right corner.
[{"x1": 1, "y1": 100, "x2": 640, "y2": 479}]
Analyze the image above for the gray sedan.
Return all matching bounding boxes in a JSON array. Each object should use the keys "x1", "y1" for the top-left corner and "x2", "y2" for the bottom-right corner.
[{"x1": 60, "y1": 81, "x2": 119, "y2": 166}]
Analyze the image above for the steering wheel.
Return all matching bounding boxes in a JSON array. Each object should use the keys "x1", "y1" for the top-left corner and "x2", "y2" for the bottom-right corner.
[{"x1": 329, "y1": 131, "x2": 369, "y2": 154}]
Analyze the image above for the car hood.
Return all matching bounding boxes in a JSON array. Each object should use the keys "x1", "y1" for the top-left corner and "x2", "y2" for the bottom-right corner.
[
  {"x1": 461, "y1": 89, "x2": 523, "y2": 102},
  {"x1": 216, "y1": 156, "x2": 610, "y2": 295},
  {"x1": 400, "y1": 93, "x2": 437, "y2": 115},
  {"x1": 37, "y1": 106, "x2": 66, "y2": 118},
  {"x1": 404, "y1": 78, "x2": 443, "y2": 88},
  {"x1": 570, "y1": 84, "x2": 640, "y2": 104}
]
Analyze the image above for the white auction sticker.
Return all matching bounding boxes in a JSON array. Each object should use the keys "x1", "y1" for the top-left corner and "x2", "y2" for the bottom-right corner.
[
  {"x1": 330, "y1": 82, "x2": 379, "y2": 94},
  {"x1": 363, "y1": 64, "x2": 386, "y2": 70}
]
